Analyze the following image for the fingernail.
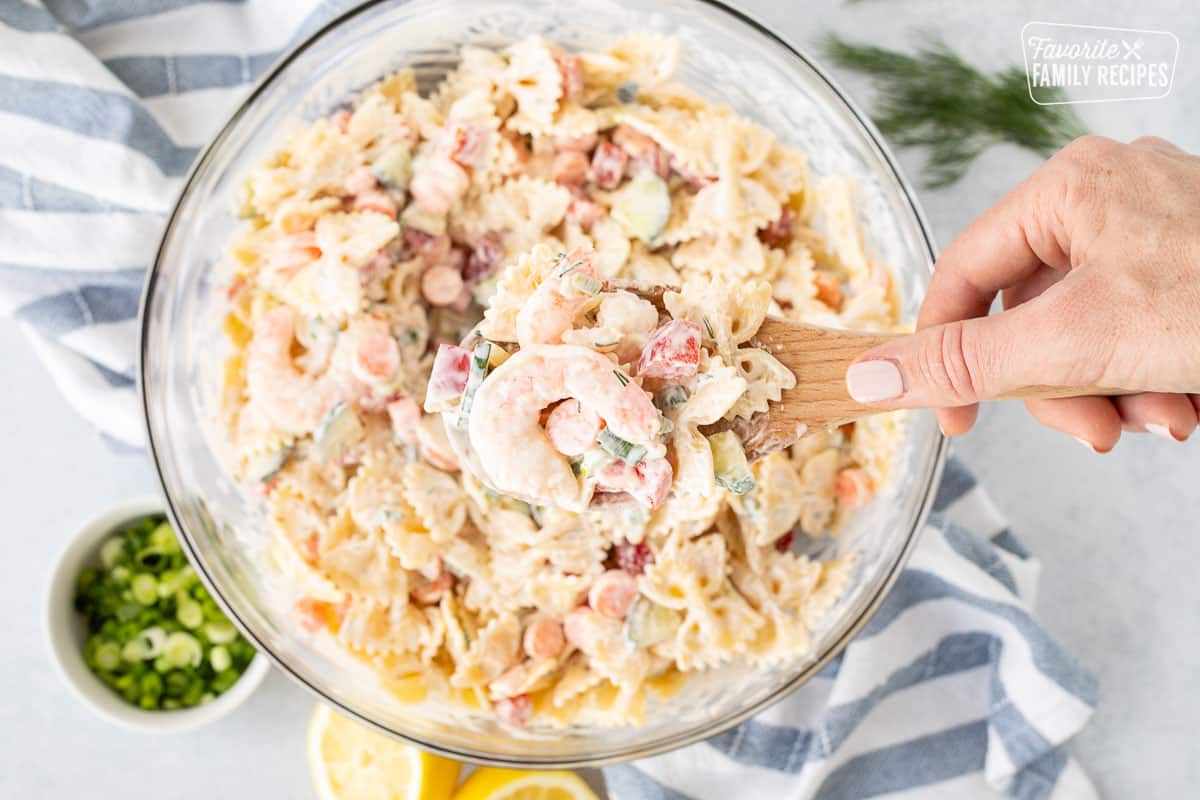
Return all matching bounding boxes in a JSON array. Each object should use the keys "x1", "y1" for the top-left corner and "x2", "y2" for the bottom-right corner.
[
  {"x1": 847, "y1": 359, "x2": 905, "y2": 403},
  {"x1": 1074, "y1": 436, "x2": 1099, "y2": 453},
  {"x1": 1145, "y1": 423, "x2": 1183, "y2": 442}
]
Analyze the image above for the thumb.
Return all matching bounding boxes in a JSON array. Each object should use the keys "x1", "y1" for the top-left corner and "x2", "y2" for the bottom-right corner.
[{"x1": 845, "y1": 301, "x2": 1065, "y2": 409}]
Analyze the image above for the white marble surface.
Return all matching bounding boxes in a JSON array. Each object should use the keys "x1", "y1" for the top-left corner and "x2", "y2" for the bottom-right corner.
[{"x1": 3, "y1": 0, "x2": 1198, "y2": 797}]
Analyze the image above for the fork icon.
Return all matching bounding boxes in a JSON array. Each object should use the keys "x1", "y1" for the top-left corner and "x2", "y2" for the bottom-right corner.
[{"x1": 1122, "y1": 38, "x2": 1145, "y2": 60}]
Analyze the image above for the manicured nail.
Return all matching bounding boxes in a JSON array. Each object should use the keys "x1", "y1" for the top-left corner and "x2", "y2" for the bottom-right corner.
[
  {"x1": 1145, "y1": 423, "x2": 1182, "y2": 442},
  {"x1": 846, "y1": 359, "x2": 905, "y2": 403},
  {"x1": 1074, "y1": 436, "x2": 1099, "y2": 453}
]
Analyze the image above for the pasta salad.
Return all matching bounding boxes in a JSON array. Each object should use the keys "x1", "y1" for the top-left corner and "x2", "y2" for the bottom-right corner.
[{"x1": 216, "y1": 34, "x2": 904, "y2": 729}]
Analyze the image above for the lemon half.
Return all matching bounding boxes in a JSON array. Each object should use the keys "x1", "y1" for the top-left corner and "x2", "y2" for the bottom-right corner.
[
  {"x1": 307, "y1": 704, "x2": 461, "y2": 800},
  {"x1": 452, "y1": 768, "x2": 599, "y2": 800}
]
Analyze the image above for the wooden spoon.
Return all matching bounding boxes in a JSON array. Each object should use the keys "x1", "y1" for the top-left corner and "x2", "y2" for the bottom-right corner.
[{"x1": 720, "y1": 316, "x2": 1123, "y2": 461}]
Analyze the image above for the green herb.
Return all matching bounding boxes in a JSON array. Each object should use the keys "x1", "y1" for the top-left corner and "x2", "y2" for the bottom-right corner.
[
  {"x1": 599, "y1": 428, "x2": 647, "y2": 465},
  {"x1": 613, "y1": 369, "x2": 630, "y2": 387},
  {"x1": 74, "y1": 515, "x2": 255, "y2": 711},
  {"x1": 701, "y1": 316, "x2": 715, "y2": 340},
  {"x1": 822, "y1": 34, "x2": 1086, "y2": 188}
]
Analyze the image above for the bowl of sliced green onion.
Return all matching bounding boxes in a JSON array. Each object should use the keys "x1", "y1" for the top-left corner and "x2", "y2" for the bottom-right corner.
[{"x1": 45, "y1": 497, "x2": 270, "y2": 733}]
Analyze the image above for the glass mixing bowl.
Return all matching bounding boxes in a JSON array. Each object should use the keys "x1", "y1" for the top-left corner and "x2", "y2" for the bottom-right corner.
[{"x1": 140, "y1": 0, "x2": 946, "y2": 767}]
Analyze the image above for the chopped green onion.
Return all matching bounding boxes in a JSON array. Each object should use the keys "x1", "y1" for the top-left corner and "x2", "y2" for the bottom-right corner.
[
  {"x1": 209, "y1": 645, "x2": 233, "y2": 673},
  {"x1": 135, "y1": 546, "x2": 167, "y2": 571},
  {"x1": 457, "y1": 341, "x2": 493, "y2": 429},
  {"x1": 659, "y1": 416, "x2": 674, "y2": 437},
  {"x1": 613, "y1": 369, "x2": 630, "y2": 387},
  {"x1": 568, "y1": 272, "x2": 602, "y2": 296},
  {"x1": 99, "y1": 537, "x2": 125, "y2": 570},
  {"x1": 130, "y1": 573, "x2": 158, "y2": 605},
  {"x1": 203, "y1": 620, "x2": 239, "y2": 645},
  {"x1": 599, "y1": 428, "x2": 647, "y2": 465},
  {"x1": 702, "y1": 316, "x2": 716, "y2": 339},
  {"x1": 177, "y1": 601, "x2": 204, "y2": 629},
  {"x1": 93, "y1": 641, "x2": 121, "y2": 672},
  {"x1": 708, "y1": 430, "x2": 756, "y2": 495},
  {"x1": 164, "y1": 632, "x2": 203, "y2": 669}
]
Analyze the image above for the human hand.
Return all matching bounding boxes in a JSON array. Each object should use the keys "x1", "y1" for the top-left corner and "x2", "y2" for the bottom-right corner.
[{"x1": 845, "y1": 135, "x2": 1200, "y2": 451}]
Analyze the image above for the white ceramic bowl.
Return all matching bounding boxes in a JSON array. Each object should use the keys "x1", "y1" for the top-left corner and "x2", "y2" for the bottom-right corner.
[{"x1": 44, "y1": 496, "x2": 271, "y2": 733}]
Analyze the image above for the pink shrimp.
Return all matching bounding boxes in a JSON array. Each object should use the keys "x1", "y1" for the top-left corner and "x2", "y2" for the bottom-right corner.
[
  {"x1": 588, "y1": 569, "x2": 639, "y2": 619},
  {"x1": 545, "y1": 399, "x2": 602, "y2": 456},
  {"x1": 523, "y1": 617, "x2": 566, "y2": 660},
  {"x1": 490, "y1": 664, "x2": 531, "y2": 699},
  {"x1": 347, "y1": 315, "x2": 401, "y2": 386},
  {"x1": 566, "y1": 197, "x2": 605, "y2": 230},
  {"x1": 446, "y1": 124, "x2": 483, "y2": 169},
  {"x1": 835, "y1": 467, "x2": 874, "y2": 508},
  {"x1": 246, "y1": 306, "x2": 337, "y2": 434},
  {"x1": 421, "y1": 264, "x2": 465, "y2": 307},
  {"x1": 593, "y1": 456, "x2": 673, "y2": 509},
  {"x1": 267, "y1": 231, "x2": 322, "y2": 280},
  {"x1": 467, "y1": 345, "x2": 665, "y2": 510},
  {"x1": 515, "y1": 248, "x2": 598, "y2": 347},
  {"x1": 409, "y1": 156, "x2": 469, "y2": 216}
]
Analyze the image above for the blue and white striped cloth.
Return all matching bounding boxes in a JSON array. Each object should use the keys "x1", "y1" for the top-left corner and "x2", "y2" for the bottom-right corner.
[{"x1": 2, "y1": 2, "x2": 1097, "y2": 797}]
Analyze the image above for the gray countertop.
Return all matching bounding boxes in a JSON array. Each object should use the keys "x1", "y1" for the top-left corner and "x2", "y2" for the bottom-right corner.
[{"x1": 3, "y1": 0, "x2": 1197, "y2": 797}]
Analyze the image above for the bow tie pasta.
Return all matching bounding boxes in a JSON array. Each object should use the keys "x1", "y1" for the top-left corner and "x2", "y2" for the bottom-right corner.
[{"x1": 216, "y1": 34, "x2": 904, "y2": 730}]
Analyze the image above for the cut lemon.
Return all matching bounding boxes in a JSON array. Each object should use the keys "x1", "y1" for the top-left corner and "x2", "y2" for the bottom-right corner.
[
  {"x1": 452, "y1": 768, "x2": 598, "y2": 800},
  {"x1": 307, "y1": 704, "x2": 461, "y2": 800}
]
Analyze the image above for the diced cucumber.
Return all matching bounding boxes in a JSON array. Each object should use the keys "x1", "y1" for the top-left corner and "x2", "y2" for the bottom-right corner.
[
  {"x1": 232, "y1": 178, "x2": 257, "y2": 219},
  {"x1": 598, "y1": 428, "x2": 647, "y2": 465},
  {"x1": 314, "y1": 402, "x2": 365, "y2": 463},
  {"x1": 610, "y1": 171, "x2": 671, "y2": 243},
  {"x1": 400, "y1": 202, "x2": 446, "y2": 236},
  {"x1": 456, "y1": 342, "x2": 493, "y2": 429},
  {"x1": 624, "y1": 598, "x2": 682, "y2": 648},
  {"x1": 245, "y1": 444, "x2": 293, "y2": 483},
  {"x1": 371, "y1": 143, "x2": 412, "y2": 189},
  {"x1": 708, "y1": 430, "x2": 755, "y2": 495}
]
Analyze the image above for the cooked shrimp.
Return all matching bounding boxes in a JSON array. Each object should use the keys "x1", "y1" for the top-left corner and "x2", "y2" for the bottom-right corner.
[
  {"x1": 246, "y1": 306, "x2": 337, "y2": 434},
  {"x1": 410, "y1": 156, "x2": 469, "y2": 216},
  {"x1": 515, "y1": 248, "x2": 599, "y2": 347},
  {"x1": 493, "y1": 693, "x2": 532, "y2": 727},
  {"x1": 468, "y1": 344, "x2": 665, "y2": 509},
  {"x1": 588, "y1": 569, "x2": 638, "y2": 619},
  {"x1": 523, "y1": 616, "x2": 565, "y2": 660},
  {"x1": 545, "y1": 400, "x2": 602, "y2": 456},
  {"x1": 347, "y1": 315, "x2": 400, "y2": 386},
  {"x1": 421, "y1": 264, "x2": 465, "y2": 306},
  {"x1": 593, "y1": 456, "x2": 673, "y2": 509},
  {"x1": 835, "y1": 467, "x2": 873, "y2": 508}
]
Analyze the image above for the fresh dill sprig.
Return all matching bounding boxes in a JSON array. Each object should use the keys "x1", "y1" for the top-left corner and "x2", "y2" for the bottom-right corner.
[{"x1": 822, "y1": 34, "x2": 1087, "y2": 188}]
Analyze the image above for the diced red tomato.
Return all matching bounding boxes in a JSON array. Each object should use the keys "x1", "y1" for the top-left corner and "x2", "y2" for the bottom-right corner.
[
  {"x1": 590, "y1": 141, "x2": 628, "y2": 189},
  {"x1": 424, "y1": 344, "x2": 471, "y2": 410},
  {"x1": 637, "y1": 319, "x2": 702, "y2": 380},
  {"x1": 613, "y1": 125, "x2": 669, "y2": 179},
  {"x1": 773, "y1": 529, "x2": 796, "y2": 554},
  {"x1": 758, "y1": 207, "x2": 793, "y2": 249}
]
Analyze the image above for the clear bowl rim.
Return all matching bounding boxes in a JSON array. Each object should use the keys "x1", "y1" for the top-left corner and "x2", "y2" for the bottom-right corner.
[{"x1": 138, "y1": 0, "x2": 948, "y2": 768}]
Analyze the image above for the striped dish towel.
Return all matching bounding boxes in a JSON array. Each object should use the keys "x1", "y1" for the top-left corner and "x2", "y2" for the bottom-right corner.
[
  {"x1": 604, "y1": 457, "x2": 1098, "y2": 799},
  {"x1": 2, "y1": 3, "x2": 1097, "y2": 797}
]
